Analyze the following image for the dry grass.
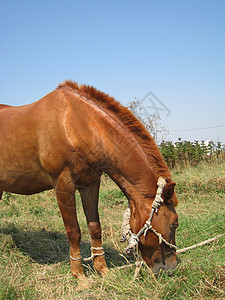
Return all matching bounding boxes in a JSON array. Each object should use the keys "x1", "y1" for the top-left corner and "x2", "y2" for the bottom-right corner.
[{"x1": 0, "y1": 161, "x2": 225, "y2": 299}]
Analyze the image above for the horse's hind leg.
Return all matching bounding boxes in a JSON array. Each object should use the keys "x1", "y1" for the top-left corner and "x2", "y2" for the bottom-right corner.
[
  {"x1": 79, "y1": 180, "x2": 108, "y2": 275},
  {"x1": 0, "y1": 190, "x2": 3, "y2": 199},
  {"x1": 55, "y1": 170, "x2": 85, "y2": 279}
]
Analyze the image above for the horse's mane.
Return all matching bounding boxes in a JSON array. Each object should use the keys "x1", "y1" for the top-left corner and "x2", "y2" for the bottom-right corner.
[{"x1": 57, "y1": 80, "x2": 171, "y2": 179}]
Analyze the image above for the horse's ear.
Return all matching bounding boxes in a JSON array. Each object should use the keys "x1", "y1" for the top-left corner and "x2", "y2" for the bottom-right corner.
[{"x1": 163, "y1": 182, "x2": 176, "y2": 201}]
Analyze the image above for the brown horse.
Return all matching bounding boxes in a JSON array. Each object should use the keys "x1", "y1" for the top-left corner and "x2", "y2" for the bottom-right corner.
[
  {"x1": 0, "y1": 81, "x2": 178, "y2": 280},
  {"x1": 0, "y1": 104, "x2": 12, "y2": 199}
]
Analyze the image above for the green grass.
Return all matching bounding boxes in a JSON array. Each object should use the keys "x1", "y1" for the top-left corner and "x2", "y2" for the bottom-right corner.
[{"x1": 0, "y1": 161, "x2": 224, "y2": 299}]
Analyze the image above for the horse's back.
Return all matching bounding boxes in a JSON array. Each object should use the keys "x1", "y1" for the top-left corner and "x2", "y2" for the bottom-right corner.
[{"x1": 0, "y1": 104, "x2": 12, "y2": 110}]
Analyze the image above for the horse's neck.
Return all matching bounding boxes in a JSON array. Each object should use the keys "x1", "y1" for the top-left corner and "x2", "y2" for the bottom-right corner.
[
  {"x1": 68, "y1": 92, "x2": 158, "y2": 205},
  {"x1": 85, "y1": 121, "x2": 157, "y2": 204}
]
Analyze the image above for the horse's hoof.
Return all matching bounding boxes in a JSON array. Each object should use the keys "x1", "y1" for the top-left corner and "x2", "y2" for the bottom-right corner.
[
  {"x1": 76, "y1": 275, "x2": 90, "y2": 291},
  {"x1": 100, "y1": 266, "x2": 109, "y2": 275}
]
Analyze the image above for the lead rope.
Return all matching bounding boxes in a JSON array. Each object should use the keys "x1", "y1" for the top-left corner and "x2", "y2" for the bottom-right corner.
[{"x1": 70, "y1": 246, "x2": 105, "y2": 262}]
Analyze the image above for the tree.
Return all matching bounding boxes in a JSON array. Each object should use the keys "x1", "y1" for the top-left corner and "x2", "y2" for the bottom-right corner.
[{"x1": 127, "y1": 99, "x2": 168, "y2": 144}]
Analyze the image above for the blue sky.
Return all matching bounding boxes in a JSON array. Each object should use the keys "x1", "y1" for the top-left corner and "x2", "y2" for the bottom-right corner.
[{"x1": 1, "y1": 0, "x2": 225, "y2": 143}]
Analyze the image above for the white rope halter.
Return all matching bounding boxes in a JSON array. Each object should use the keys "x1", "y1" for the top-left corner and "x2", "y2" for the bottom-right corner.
[{"x1": 123, "y1": 177, "x2": 177, "y2": 254}]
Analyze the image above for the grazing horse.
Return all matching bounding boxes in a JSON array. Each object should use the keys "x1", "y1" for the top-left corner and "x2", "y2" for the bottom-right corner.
[{"x1": 0, "y1": 81, "x2": 178, "y2": 279}]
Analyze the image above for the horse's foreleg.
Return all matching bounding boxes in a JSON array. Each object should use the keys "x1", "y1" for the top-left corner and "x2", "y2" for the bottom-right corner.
[
  {"x1": 79, "y1": 180, "x2": 108, "y2": 275},
  {"x1": 55, "y1": 171, "x2": 84, "y2": 279},
  {"x1": 0, "y1": 190, "x2": 3, "y2": 199}
]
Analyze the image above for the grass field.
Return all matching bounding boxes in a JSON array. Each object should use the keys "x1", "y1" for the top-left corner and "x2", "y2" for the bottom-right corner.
[{"x1": 0, "y1": 161, "x2": 224, "y2": 299}]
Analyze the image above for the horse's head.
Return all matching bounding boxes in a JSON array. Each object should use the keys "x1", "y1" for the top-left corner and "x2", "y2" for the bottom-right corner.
[{"x1": 127, "y1": 177, "x2": 179, "y2": 274}]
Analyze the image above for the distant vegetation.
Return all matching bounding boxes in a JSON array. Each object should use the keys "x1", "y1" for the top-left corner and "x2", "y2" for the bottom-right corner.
[
  {"x1": 159, "y1": 139, "x2": 225, "y2": 168},
  {"x1": 128, "y1": 99, "x2": 225, "y2": 168}
]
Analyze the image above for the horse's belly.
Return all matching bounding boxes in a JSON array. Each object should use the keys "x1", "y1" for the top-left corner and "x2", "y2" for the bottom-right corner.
[{"x1": 0, "y1": 165, "x2": 53, "y2": 195}]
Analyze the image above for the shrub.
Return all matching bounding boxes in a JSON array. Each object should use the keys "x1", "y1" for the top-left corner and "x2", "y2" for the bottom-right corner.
[{"x1": 159, "y1": 139, "x2": 225, "y2": 168}]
